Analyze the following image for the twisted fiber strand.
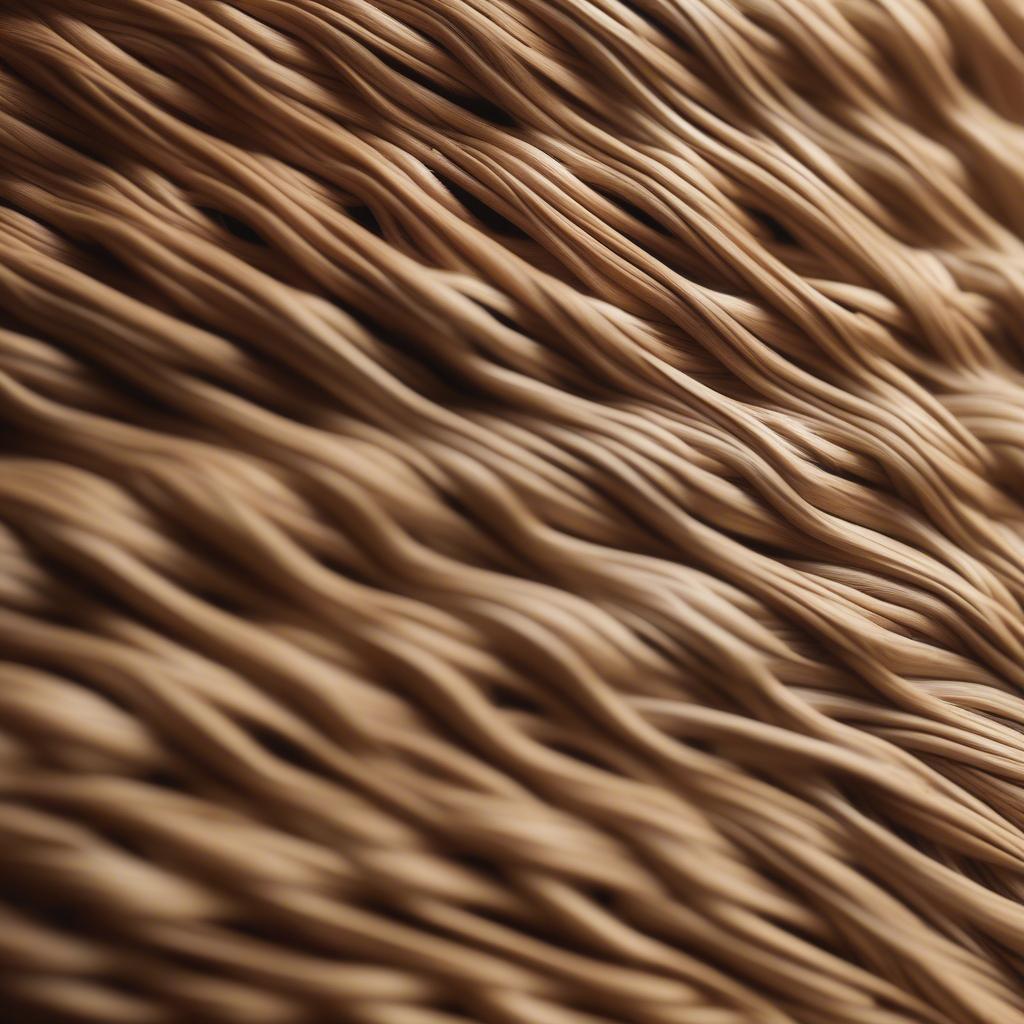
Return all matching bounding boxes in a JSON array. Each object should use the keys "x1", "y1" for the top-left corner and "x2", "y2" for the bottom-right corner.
[{"x1": 1, "y1": 0, "x2": 1024, "y2": 1020}]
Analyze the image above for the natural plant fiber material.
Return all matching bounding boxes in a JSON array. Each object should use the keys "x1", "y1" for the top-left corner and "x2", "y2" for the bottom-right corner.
[{"x1": 1, "y1": 0, "x2": 1024, "y2": 1021}]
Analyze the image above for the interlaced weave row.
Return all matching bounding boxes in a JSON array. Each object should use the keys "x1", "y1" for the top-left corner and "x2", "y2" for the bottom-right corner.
[{"x1": 2, "y1": 0, "x2": 1024, "y2": 1021}]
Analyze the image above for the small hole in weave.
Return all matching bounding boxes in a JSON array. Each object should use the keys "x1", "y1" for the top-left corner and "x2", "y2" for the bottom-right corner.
[
  {"x1": 248, "y1": 724, "x2": 321, "y2": 774},
  {"x1": 596, "y1": 188, "x2": 669, "y2": 236},
  {"x1": 140, "y1": 769, "x2": 182, "y2": 792},
  {"x1": 75, "y1": 239, "x2": 134, "y2": 280},
  {"x1": 715, "y1": 529, "x2": 821, "y2": 564},
  {"x1": 359, "y1": 896, "x2": 431, "y2": 931},
  {"x1": 198, "y1": 207, "x2": 266, "y2": 247},
  {"x1": 0, "y1": 196, "x2": 42, "y2": 226},
  {"x1": 227, "y1": 920, "x2": 374, "y2": 961},
  {"x1": 748, "y1": 208, "x2": 798, "y2": 247},
  {"x1": 451, "y1": 852, "x2": 505, "y2": 881},
  {"x1": 439, "y1": 176, "x2": 530, "y2": 240},
  {"x1": 489, "y1": 684, "x2": 543, "y2": 714},
  {"x1": 587, "y1": 885, "x2": 617, "y2": 909},
  {"x1": 547, "y1": 740, "x2": 617, "y2": 773},
  {"x1": 480, "y1": 306, "x2": 522, "y2": 335},
  {"x1": 619, "y1": 1, "x2": 696, "y2": 53},
  {"x1": 337, "y1": 304, "x2": 475, "y2": 399},
  {"x1": 444, "y1": 90, "x2": 517, "y2": 128},
  {"x1": 348, "y1": 204, "x2": 383, "y2": 236},
  {"x1": 471, "y1": 894, "x2": 640, "y2": 962},
  {"x1": 376, "y1": 52, "x2": 517, "y2": 128}
]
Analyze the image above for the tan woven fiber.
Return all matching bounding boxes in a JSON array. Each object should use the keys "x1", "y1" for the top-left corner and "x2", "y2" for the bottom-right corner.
[{"x1": 2, "y1": 0, "x2": 1024, "y2": 1020}]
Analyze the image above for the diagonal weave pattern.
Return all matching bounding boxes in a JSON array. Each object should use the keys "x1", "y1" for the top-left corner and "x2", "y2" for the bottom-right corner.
[{"x1": 2, "y1": 0, "x2": 1024, "y2": 1021}]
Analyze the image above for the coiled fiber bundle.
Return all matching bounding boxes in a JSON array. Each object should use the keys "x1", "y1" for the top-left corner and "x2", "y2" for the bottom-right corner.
[{"x1": 1, "y1": 0, "x2": 1024, "y2": 1020}]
